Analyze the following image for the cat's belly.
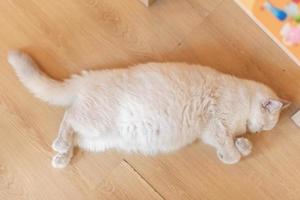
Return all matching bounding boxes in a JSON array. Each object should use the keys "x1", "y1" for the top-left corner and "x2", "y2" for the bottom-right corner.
[
  {"x1": 74, "y1": 122, "x2": 199, "y2": 155},
  {"x1": 69, "y1": 106, "x2": 201, "y2": 154},
  {"x1": 76, "y1": 135, "x2": 198, "y2": 155}
]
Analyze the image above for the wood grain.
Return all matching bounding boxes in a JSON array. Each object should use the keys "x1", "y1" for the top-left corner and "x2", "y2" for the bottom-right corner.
[
  {"x1": 90, "y1": 161, "x2": 163, "y2": 200},
  {"x1": 1, "y1": 0, "x2": 300, "y2": 199}
]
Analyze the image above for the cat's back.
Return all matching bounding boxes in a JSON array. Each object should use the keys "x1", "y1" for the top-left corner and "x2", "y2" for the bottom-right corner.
[
  {"x1": 72, "y1": 62, "x2": 227, "y2": 122},
  {"x1": 75, "y1": 62, "x2": 221, "y2": 90},
  {"x1": 74, "y1": 62, "x2": 223, "y2": 103},
  {"x1": 129, "y1": 62, "x2": 220, "y2": 83}
]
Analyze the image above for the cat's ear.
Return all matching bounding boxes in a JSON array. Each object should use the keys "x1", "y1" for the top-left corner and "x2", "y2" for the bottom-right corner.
[
  {"x1": 280, "y1": 99, "x2": 291, "y2": 110},
  {"x1": 262, "y1": 99, "x2": 290, "y2": 113}
]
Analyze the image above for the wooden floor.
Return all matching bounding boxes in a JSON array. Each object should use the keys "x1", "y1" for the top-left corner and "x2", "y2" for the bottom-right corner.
[{"x1": 1, "y1": 0, "x2": 300, "y2": 199}]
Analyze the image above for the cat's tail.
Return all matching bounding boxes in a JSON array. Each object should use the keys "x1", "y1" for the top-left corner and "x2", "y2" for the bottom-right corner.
[{"x1": 8, "y1": 50, "x2": 76, "y2": 106}]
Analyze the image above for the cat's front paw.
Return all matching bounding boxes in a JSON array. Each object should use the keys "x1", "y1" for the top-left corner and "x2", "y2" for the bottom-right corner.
[
  {"x1": 217, "y1": 148, "x2": 241, "y2": 164},
  {"x1": 235, "y1": 137, "x2": 252, "y2": 156}
]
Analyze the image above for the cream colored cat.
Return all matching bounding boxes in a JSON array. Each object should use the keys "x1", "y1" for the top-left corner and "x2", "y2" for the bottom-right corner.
[{"x1": 8, "y1": 50, "x2": 289, "y2": 168}]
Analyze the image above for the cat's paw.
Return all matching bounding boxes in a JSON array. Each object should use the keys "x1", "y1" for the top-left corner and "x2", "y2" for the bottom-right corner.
[
  {"x1": 52, "y1": 152, "x2": 72, "y2": 168},
  {"x1": 52, "y1": 138, "x2": 71, "y2": 153},
  {"x1": 235, "y1": 137, "x2": 252, "y2": 156},
  {"x1": 217, "y1": 149, "x2": 241, "y2": 164}
]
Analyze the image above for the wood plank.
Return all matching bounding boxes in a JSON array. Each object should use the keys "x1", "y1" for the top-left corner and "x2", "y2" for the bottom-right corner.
[
  {"x1": 90, "y1": 160, "x2": 163, "y2": 200},
  {"x1": 162, "y1": 0, "x2": 300, "y2": 103},
  {"x1": 0, "y1": 0, "x2": 217, "y2": 73},
  {"x1": 0, "y1": 105, "x2": 123, "y2": 200}
]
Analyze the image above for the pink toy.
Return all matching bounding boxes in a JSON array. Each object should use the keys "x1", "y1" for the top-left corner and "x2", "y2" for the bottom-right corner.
[{"x1": 280, "y1": 23, "x2": 300, "y2": 45}]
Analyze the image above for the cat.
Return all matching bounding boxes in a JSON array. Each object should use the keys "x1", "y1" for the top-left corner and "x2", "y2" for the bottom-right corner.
[{"x1": 8, "y1": 50, "x2": 290, "y2": 168}]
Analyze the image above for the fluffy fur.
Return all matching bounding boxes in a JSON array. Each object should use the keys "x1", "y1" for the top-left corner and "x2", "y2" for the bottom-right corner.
[{"x1": 8, "y1": 50, "x2": 289, "y2": 168}]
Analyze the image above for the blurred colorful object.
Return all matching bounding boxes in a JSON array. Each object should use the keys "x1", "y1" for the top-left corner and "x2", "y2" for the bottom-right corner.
[
  {"x1": 262, "y1": 0, "x2": 300, "y2": 45},
  {"x1": 284, "y1": 2, "x2": 299, "y2": 17},
  {"x1": 263, "y1": 1, "x2": 287, "y2": 20},
  {"x1": 234, "y1": 0, "x2": 300, "y2": 66},
  {"x1": 295, "y1": 14, "x2": 300, "y2": 22},
  {"x1": 280, "y1": 23, "x2": 300, "y2": 45},
  {"x1": 283, "y1": 1, "x2": 300, "y2": 23}
]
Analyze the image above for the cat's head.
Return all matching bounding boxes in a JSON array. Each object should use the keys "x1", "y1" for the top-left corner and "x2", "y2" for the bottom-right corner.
[{"x1": 247, "y1": 83, "x2": 290, "y2": 133}]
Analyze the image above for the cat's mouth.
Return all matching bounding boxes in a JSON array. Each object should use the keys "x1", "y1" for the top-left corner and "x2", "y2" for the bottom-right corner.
[
  {"x1": 247, "y1": 122, "x2": 263, "y2": 134},
  {"x1": 253, "y1": 126, "x2": 263, "y2": 134}
]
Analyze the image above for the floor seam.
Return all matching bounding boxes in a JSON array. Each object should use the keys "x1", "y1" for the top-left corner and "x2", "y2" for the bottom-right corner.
[
  {"x1": 122, "y1": 159, "x2": 166, "y2": 200},
  {"x1": 173, "y1": 0, "x2": 226, "y2": 51}
]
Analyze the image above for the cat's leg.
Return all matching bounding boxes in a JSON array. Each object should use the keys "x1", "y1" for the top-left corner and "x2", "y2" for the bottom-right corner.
[
  {"x1": 52, "y1": 112, "x2": 74, "y2": 153},
  {"x1": 52, "y1": 147, "x2": 73, "y2": 168},
  {"x1": 235, "y1": 137, "x2": 252, "y2": 156},
  {"x1": 203, "y1": 122, "x2": 241, "y2": 164},
  {"x1": 51, "y1": 112, "x2": 74, "y2": 168}
]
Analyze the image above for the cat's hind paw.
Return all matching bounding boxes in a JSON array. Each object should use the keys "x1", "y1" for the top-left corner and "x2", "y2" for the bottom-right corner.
[
  {"x1": 235, "y1": 137, "x2": 252, "y2": 157},
  {"x1": 52, "y1": 152, "x2": 72, "y2": 168}
]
